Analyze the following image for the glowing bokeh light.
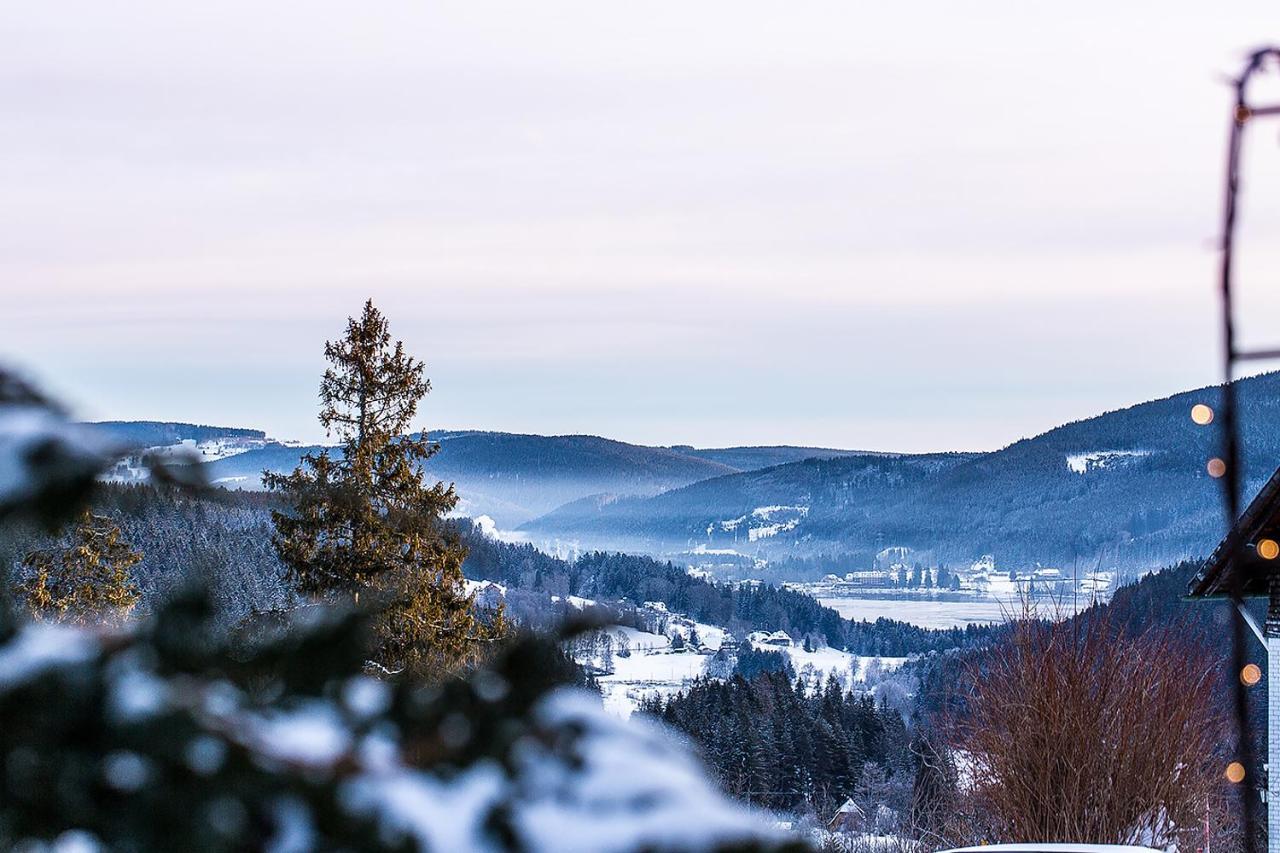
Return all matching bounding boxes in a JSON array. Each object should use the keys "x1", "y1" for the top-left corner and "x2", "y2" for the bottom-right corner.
[
  {"x1": 1226, "y1": 762, "x2": 1247, "y2": 783},
  {"x1": 1259, "y1": 539, "x2": 1280, "y2": 561},
  {"x1": 1191, "y1": 404, "x2": 1215, "y2": 425},
  {"x1": 1207, "y1": 458, "x2": 1227, "y2": 478},
  {"x1": 1242, "y1": 663, "x2": 1263, "y2": 686}
]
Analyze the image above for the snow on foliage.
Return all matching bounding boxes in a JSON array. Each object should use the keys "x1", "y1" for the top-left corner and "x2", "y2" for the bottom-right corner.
[
  {"x1": 347, "y1": 691, "x2": 795, "y2": 852},
  {"x1": 0, "y1": 623, "x2": 96, "y2": 689},
  {"x1": 0, "y1": 588, "x2": 801, "y2": 852},
  {"x1": 0, "y1": 369, "x2": 205, "y2": 522},
  {"x1": 514, "y1": 691, "x2": 792, "y2": 853},
  {"x1": 0, "y1": 403, "x2": 119, "y2": 516}
]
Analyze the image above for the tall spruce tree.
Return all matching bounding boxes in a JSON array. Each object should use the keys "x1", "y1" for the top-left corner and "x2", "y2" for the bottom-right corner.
[
  {"x1": 266, "y1": 300, "x2": 504, "y2": 678},
  {"x1": 16, "y1": 509, "x2": 141, "y2": 625}
]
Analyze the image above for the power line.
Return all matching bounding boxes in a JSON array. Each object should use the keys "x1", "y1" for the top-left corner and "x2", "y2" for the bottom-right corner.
[{"x1": 1215, "y1": 45, "x2": 1280, "y2": 853}]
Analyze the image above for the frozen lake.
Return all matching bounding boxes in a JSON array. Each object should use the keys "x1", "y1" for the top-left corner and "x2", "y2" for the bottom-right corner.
[
  {"x1": 817, "y1": 592, "x2": 1103, "y2": 628},
  {"x1": 818, "y1": 595, "x2": 1015, "y2": 629}
]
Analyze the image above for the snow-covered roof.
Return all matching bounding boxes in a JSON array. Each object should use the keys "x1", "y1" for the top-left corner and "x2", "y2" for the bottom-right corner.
[
  {"x1": 465, "y1": 579, "x2": 508, "y2": 597},
  {"x1": 834, "y1": 798, "x2": 864, "y2": 815},
  {"x1": 745, "y1": 630, "x2": 792, "y2": 648},
  {"x1": 1189, "y1": 463, "x2": 1280, "y2": 598}
]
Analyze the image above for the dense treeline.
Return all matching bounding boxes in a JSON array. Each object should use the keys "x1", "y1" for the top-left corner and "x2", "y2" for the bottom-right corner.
[
  {"x1": 3, "y1": 486, "x2": 994, "y2": 656},
  {"x1": 1095, "y1": 559, "x2": 1239, "y2": 641},
  {"x1": 91, "y1": 421, "x2": 267, "y2": 446},
  {"x1": 643, "y1": 671, "x2": 914, "y2": 820},
  {"x1": 462, "y1": 530, "x2": 994, "y2": 655},
  {"x1": 1, "y1": 484, "x2": 291, "y2": 625},
  {"x1": 575, "y1": 551, "x2": 849, "y2": 647}
]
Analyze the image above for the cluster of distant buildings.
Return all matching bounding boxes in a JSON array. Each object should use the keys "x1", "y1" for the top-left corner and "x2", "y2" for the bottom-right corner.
[{"x1": 789, "y1": 551, "x2": 1115, "y2": 601}]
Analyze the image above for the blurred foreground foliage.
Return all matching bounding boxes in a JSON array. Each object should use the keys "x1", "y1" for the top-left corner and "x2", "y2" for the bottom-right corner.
[{"x1": 0, "y1": 359, "x2": 804, "y2": 852}]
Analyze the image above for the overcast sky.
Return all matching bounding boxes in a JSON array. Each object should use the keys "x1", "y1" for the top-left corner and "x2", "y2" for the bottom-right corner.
[{"x1": 5, "y1": 3, "x2": 1280, "y2": 451}]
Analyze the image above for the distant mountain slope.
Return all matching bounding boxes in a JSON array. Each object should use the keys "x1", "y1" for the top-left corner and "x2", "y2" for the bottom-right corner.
[
  {"x1": 669, "y1": 445, "x2": 885, "y2": 470},
  {"x1": 426, "y1": 431, "x2": 738, "y2": 524},
  {"x1": 89, "y1": 421, "x2": 266, "y2": 447},
  {"x1": 521, "y1": 373, "x2": 1280, "y2": 574},
  {"x1": 523, "y1": 452, "x2": 977, "y2": 555},
  {"x1": 199, "y1": 443, "x2": 323, "y2": 486},
  {"x1": 196, "y1": 431, "x2": 742, "y2": 526},
  {"x1": 190, "y1": 430, "x2": 876, "y2": 527}
]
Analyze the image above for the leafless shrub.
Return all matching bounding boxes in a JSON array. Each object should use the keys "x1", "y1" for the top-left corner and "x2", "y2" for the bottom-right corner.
[{"x1": 946, "y1": 603, "x2": 1231, "y2": 848}]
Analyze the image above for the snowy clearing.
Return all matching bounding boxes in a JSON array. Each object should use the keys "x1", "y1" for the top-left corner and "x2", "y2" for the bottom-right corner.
[{"x1": 1065, "y1": 450, "x2": 1152, "y2": 474}]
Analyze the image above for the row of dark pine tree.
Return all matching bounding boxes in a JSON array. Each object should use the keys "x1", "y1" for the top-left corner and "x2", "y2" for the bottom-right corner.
[
  {"x1": 5, "y1": 487, "x2": 994, "y2": 657},
  {"x1": 462, "y1": 529, "x2": 995, "y2": 656},
  {"x1": 642, "y1": 669, "x2": 914, "y2": 821}
]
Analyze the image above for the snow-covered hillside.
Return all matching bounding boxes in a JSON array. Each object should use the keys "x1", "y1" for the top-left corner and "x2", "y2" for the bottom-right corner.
[
  {"x1": 574, "y1": 606, "x2": 905, "y2": 718},
  {"x1": 1065, "y1": 449, "x2": 1152, "y2": 474},
  {"x1": 101, "y1": 435, "x2": 269, "y2": 484}
]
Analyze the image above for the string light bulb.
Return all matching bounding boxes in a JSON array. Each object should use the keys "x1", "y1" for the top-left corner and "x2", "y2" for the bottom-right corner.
[
  {"x1": 1260, "y1": 539, "x2": 1280, "y2": 560},
  {"x1": 1226, "y1": 762, "x2": 1247, "y2": 783},
  {"x1": 1242, "y1": 663, "x2": 1263, "y2": 685},
  {"x1": 1191, "y1": 404, "x2": 1215, "y2": 425},
  {"x1": 1208, "y1": 458, "x2": 1227, "y2": 478}
]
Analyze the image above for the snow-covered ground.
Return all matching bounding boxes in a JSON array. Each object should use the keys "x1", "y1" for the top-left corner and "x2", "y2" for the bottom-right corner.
[
  {"x1": 599, "y1": 654, "x2": 710, "y2": 717},
  {"x1": 605, "y1": 625, "x2": 672, "y2": 652},
  {"x1": 583, "y1": 619, "x2": 907, "y2": 719},
  {"x1": 102, "y1": 437, "x2": 267, "y2": 484},
  {"x1": 708, "y1": 505, "x2": 809, "y2": 542},
  {"x1": 591, "y1": 627, "x2": 710, "y2": 718},
  {"x1": 667, "y1": 620, "x2": 725, "y2": 651},
  {"x1": 192, "y1": 437, "x2": 266, "y2": 461},
  {"x1": 787, "y1": 646, "x2": 906, "y2": 691},
  {"x1": 546, "y1": 594, "x2": 598, "y2": 610},
  {"x1": 745, "y1": 633, "x2": 906, "y2": 693},
  {"x1": 806, "y1": 831, "x2": 921, "y2": 853}
]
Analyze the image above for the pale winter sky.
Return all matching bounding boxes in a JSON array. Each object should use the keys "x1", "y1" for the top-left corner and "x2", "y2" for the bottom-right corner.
[{"x1": 5, "y1": 3, "x2": 1280, "y2": 451}]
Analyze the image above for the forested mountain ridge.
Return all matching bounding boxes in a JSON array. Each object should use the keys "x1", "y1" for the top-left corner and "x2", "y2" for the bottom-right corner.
[
  {"x1": 89, "y1": 423, "x2": 866, "y2": 526},
  {"x1": 1, "y1": 483, "x2": 992, "y2": 656},
  {"x1": 523, "y1": 452, "x2": 977, "y2": 554},
  {"x1": 90, "y1": 420, "x2": 267, "y2": 446},
  {"x1": 670, "y1": 445, "x2": 888, "y2": 469},
  {"x1": 522, "y1": 372, "x2": 1280, "y2": 574},
  {"x1": 84, "y1": 371, "x2": 1280, "y2": 575},
  {"x1": 198, "y1": 431, "x2": 740, "y2": 525}
]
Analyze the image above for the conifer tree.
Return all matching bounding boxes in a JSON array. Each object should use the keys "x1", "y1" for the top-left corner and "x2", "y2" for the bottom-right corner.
[
  {"x1": 16, "y1": 509, "x2": 141, "y2": 625},
  {"x1": 937, "y1": 564, "x2": 951, "y2": 590},
  {"x1": 265, "y1": 300, "x2": 504, "y2": 678},
  {"x1": 909, "y1": 733, "x2": 959, "y2": 842}
]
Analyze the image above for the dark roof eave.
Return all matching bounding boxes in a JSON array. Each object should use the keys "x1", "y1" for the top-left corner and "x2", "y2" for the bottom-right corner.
[{"x1": 1187, "y1": 466, "x2": 1280, "y2": 599}]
